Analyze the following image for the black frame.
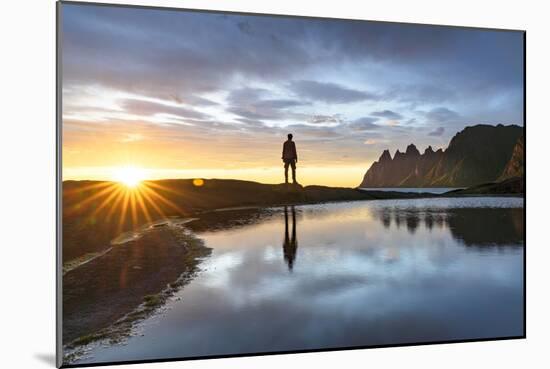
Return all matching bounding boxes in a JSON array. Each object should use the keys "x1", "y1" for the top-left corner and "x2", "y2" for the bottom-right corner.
[{"x1": 56, "y1": 1, "x2": 526, "y2": 367}]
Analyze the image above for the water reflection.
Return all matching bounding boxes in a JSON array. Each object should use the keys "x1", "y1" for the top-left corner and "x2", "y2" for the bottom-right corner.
[
  {"x1": 373, "y1": 207, "x2": 524, "y2": 248},
  {"x1": 283, "y1": 206, "x2": 298, "y2": 271},
  {"x1": 406, "y1": 213, "x2": 420, "y2": 234},
  {"x1": 189, "y1": 204, "x2": 524, "y2": 254},
  {"x1": 76, "y1": 198, "x2": 524, "y2": 365}
]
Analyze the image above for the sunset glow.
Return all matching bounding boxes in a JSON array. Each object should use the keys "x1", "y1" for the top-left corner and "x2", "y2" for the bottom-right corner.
[
  {"x1": 112, "y1": 166, "x2": 148, "y2": 188},
  {"x1": 61, "y1": 4, "x2": 524, "y2": 187}
]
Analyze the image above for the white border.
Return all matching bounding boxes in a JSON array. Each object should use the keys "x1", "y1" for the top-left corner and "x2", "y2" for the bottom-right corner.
[{"x1": 2, "y1": 1, "x2": 548, "y2": 369}]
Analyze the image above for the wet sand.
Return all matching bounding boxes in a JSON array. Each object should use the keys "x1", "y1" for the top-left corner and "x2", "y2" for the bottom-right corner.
[{"x1": 62, "y1": 220, "x2": 211, "y2": 347}]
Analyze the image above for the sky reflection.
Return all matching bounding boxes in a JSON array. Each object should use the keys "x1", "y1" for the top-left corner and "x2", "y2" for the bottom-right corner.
[{"x1": 75, "y1": 197, "x2": 523, "y2": 364}]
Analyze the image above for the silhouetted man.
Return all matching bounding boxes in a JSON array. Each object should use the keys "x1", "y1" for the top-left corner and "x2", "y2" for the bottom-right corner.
[
  {"x1": 283, "y1": 206, "x2": 298, "y2": 271},
  {"x1": 282, "y1": 133, "x2": 298, "y2": 184}
]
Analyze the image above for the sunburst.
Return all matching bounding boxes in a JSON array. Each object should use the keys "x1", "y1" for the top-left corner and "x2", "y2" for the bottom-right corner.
[
  {"x1": 112, "y1": 166, "x2": 147, "y2": 188},
  {"x1": 65, "y1": 167, "x2": 188, "y2": 234}
]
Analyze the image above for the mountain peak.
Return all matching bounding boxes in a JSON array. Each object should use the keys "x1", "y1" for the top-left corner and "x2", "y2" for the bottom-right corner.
[
  {"x1": 379, "y1": 149, "x2": 392, "y2": 162},
  {"x1": 406, "y1": 144, "x2": 420, "y2": 156},
  {"x1": 394, "y1": 149, "x2": 405, "y2": 160},
  {"x1": 359, "y1": 124, "x2": 523, "y2": 188}
]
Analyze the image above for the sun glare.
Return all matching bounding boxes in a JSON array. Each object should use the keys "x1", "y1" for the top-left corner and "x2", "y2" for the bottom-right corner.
[
  {"x1": 66, "y1": 167, "x2": 185, "y2": 240},
  {"x1": 113, "y1": 166, "x2": 147, "y2": 188}
]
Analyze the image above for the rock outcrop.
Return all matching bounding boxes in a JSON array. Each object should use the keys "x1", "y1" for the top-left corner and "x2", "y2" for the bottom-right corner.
[
  {"x1": 499, "y1": 135, "x2": 524, "y2": 181},
  {"x1": 360, "y1": 124, "x2": 523, "y2": 187}
]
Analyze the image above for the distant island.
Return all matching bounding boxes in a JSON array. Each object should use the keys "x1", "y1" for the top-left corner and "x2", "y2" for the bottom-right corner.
[{"x1": 359, "y1": 124, "x2": 524, "y2": 188}]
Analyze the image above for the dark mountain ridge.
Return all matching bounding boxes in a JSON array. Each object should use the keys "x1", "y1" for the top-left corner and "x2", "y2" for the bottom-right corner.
[{"x1": 360, "y1": 124, "x2": 523, "y2": 188}]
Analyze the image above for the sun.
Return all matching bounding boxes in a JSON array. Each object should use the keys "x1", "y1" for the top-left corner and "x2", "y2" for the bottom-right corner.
[{"x1": 112, "y1": 166, "x2": 147, "y2": 188}]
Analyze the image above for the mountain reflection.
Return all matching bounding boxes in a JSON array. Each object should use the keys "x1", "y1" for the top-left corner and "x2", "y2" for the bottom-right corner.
[
  {"x1": 375, "y1": 207, "x2": 524, "y2": 247},
  {"x1": 283, "y1": 206, "x2": 298, "y2": 271},
  {"x1": 187, "y1": 202, "x2": 524, "y2": 271}
]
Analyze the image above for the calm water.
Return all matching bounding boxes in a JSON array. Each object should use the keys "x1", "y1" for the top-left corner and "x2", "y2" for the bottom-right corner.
[
  {"x1": 359, "y1": 187, "x2": 462, "y2": 194},
  {"x1": 75, "y1": 197, "x2": 524, "y2": 364}
]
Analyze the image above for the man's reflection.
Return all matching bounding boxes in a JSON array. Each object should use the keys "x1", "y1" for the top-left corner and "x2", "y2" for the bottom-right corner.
[{"x1": 283, "y1": 206, "x2": 298, "y2": 271}]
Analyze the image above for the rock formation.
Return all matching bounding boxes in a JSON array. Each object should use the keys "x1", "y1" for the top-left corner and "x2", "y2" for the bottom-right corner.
[{"x1": 359, "y1": 124, "x2": 523, "y2": 187}]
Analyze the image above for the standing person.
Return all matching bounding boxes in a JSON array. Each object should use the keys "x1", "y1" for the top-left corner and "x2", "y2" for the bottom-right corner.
[{"x1": 282, "y1": 133, "x2": 298, "y2": 184}]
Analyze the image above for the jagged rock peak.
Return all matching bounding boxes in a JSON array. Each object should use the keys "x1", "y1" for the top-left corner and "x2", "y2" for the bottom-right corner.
[
  {"x1": 394, "y1": 149, "x2": 406, "y2": 160},
  {"x1": 406, "y1": 144, "x2": 420, "y2": 156},
  {"x1": 424, "y1": 145, "x2": 434, "y2": 155},
  {"x1": 359, "y1": 124, "x2": 523, "y2": 188},
  {"x1": 379, "y1": 149, "x2": 392, "y2": 162}
]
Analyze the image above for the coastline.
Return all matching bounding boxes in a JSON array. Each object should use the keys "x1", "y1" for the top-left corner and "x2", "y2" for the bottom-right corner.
[
  {"x1": 63, "y1": 195, "x2": 524, "y2": 364},
  {"x1": 63, "y1": 219, "x2": 212, "y2": 357},
  {"x1": 62, "y1": 178, "x2": 524, "y2": 267},
  {"x1": 61, "y1": 179, "x2": 435, "y2": 265},
  {"x1": 61, "y1": 177, "x2": 524, "y2": 362}
]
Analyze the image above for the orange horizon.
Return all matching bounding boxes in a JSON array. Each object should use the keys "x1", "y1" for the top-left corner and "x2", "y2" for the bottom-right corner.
[{"x1": 61, "y1": 164, "x2": 371, "y2": 188}]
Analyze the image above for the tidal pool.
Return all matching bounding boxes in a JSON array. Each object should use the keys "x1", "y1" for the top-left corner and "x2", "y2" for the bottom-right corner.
[{"x1": 74, "y1": 197, "x2": 524, "y2": 364}]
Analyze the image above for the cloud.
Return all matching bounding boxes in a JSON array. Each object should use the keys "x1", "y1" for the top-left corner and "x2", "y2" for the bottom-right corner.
[
  {"x1": 285, "y1": 124, "x2": 342, "y2": 140},
  {"x1": 121, "y1": 98, "x2": 210, "y2": 120},
  {"x1": 170, "y1": 94, "x2": 219, "y2": 107},
  {"x1": 385, "y1": 120, "x2": 401, "y2": 126},
  {"x1": 307, "y1": 114, "x2": 343, "y2": 124},
  {"x1": 226, "y1": 87, "x2": 310, "y2": 121},
  {"x1": 423, "y1": 107, "x2": 461, "y2": 123},
  {"x1": 61, "y1": 3, "x2": 525, "y2": 181},
  {"x1": 254, "y1": 99, "x2": 308, "y2": 109},
  {"x1": 371, "y1": 110, "x2": 403, "y2": 120},
  {"x1": 62, "y1": 7, "x2": 315, "y2": 99},
  {"x1": 428, "y1": 127, "x2": 445, "y2": 137},
  {"x1": 120, "y1": 133, "x2": 144, "y2": 142},
  {"x1": 384, "y1": 84, "x2": 457, "y2": 105},
  {"x1": 348, "y1": 117, "x2": 381, "y2": 131},
  {"x1": 226, "y1": 87, "x2": 266, "y2": 105},
  {"x1": 234, "y1": 117, "x2": 267, "y2": 127},
  {"x1": 227, "y1": 106, "x2": 273, "y2": 121},
  {"x1": 288, "y1": 80, "x2": 378, "y2": 104},
  {"x1": 62, "y1": 4, "x2": 523, "y2": 122}
]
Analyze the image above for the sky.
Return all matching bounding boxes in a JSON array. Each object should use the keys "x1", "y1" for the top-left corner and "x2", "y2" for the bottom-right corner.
[{"x1": 61, "y1": 3, "x2": 524, "y2": 187}]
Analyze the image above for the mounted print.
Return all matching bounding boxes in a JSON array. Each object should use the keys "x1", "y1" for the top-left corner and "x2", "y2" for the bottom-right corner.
[{"x1": 57, "y1": 1, "x2": 525, "y2": 367}]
